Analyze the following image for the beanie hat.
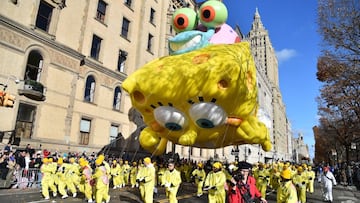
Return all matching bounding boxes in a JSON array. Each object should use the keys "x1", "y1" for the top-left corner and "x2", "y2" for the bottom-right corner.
[
  {"x1": 144, "y1": 157, "x2": 151, "y2": 164},
  {"x1": 69, "y1": 157, "x2": 75, "y2": 163},
  {"x1": 57, "y1": 158, "x2": 63, "y2": 164},
  {"x1": 42, "y1": 158, "x2": 49, "y2": 164},
  {"x1": 281, "y1": 169, "x2": 291, "y2": 180},
  {"x1": 212, "y1": 162, "x2": 222, "y2": 169}
]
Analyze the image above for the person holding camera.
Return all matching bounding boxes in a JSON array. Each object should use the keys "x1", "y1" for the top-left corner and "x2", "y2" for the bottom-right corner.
[{"x1": 227, "y1": 161, "x2": 267, "y2": 203}]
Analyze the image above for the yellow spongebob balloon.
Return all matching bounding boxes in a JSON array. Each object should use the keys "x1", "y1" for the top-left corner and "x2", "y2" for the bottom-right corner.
[{"x1": 122, "y1": 42, "x2": 272, "y2": 155}]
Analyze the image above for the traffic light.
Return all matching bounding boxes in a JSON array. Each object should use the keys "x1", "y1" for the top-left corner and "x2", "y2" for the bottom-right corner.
[
  {"x1": 2, "y1": 92, "x2": 15, "y2": 107},
  {"x1": 0, "y1": 91, "x2": 4, "y2": 106}
]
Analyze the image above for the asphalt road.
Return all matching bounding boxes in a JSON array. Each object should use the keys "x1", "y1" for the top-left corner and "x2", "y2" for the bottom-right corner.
[{"x1": 0, "y1": 182, "x2": 359, "y2": 203}]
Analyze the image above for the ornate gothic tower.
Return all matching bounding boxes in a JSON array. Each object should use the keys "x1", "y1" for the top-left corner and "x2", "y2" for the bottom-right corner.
[{"x1": 246, "y1": 8, "x2": 289, "y2": 160}]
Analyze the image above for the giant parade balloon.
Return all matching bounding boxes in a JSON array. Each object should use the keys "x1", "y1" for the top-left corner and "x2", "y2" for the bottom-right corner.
[{"x1": 122, "y1": 0, "x2": 272, "y2": 155}]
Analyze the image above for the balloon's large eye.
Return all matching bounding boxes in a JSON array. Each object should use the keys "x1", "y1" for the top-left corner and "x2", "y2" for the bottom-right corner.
[
  {"x1": 172, "y1": 8, "x2": 198, "y2": 33},
  {"x1": 154, "y1": 106, "x2": 188, "y2": 131},
  {"x1": 189, "y1": 102, "x2": 227, "y2": 128},
  {"x1": 198, "y1": 0, "x2": 228, "y2": 29}
]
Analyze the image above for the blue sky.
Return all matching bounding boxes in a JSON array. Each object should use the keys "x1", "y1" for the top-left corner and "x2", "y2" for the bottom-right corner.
[{"x1": 222, "y1": 0, "x2": 321, "y2": 158}]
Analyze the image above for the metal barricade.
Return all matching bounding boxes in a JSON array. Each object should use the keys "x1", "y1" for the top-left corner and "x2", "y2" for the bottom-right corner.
[{"x1": 11, "y1": 168, "x2": 42, "y2": 189}]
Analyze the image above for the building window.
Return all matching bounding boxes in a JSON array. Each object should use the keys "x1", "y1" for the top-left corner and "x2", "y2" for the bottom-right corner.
[
  {"x1": 84, "y1": 75, "x2": 96, "y2": 102},
  {"x1": 25, "y1": 51, "x2": 43, "y2": 81},
  {"x1": 199, "y1": 148, "x2": 202, "y2": 156},
  {"x1": 124, "y1": 0, "x2": 132, "y2": 7},
  {"x1": 90, "y1": 35, "x2": 102, "y2": 60},
  {"x1": 150, "y1": 8, "x2": 155, "y2": 24},
  {"x1": 35, "y1": 1, "x2": 53, "y2": 32},
  {"x1": 110, "y1": 124, "x2": 119, "y2": 145},
  {"x1": 96, "y1": 0, "x2": 107, "y2": 22},
  {"x1": 80, "y1": 118, "x2": 91, "y2": 145},
  {"x1": 121, "y1": 17, "x2": 130, "y2": 39},
  {"x1": 117, "y1": 50, "x2": 128, "y2": 72},
  {"x1": 147, "y1": 34, "x2": 153, "y2": 52},
  {"x1": 113, "y1": 86, "x2": 122, "y2": 110},
  {"x1": 15, "y1": 103, "x2": 36, "y2": 140}
]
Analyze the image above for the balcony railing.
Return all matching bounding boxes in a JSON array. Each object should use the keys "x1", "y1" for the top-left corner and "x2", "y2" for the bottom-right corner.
[{"x1": 18, "y1": 79, "x2": 46, "y2": 101}]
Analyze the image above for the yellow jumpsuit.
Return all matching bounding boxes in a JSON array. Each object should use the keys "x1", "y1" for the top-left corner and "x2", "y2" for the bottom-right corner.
[
  {"x1": 306, "y1": 168, "x2": 315, "y2": 193},
  {"x1": 292, "y1": 172, "x2": 308, "y2": 203},
  {"x1": 270, "y1": 168, "x2": 280, "y2": 190},
  {"x1": 204, "y1": 170, "x2": 226, "y2": 203},
  {"x1": 110, "y1": 162, "x2": 121, "y2": 188},
  {"x1": 56, "y1": 162, "x2": 71, "y2": 198},
  {"x1": 67, "y1": 160, "x2": 80, "y2": 197},
  {"x1": 129, "y1": 163, "x2": 138, "y2": 188},
  {"x1": 277, "y1": 180, "x2": 298, "y2": 203},
  {"x1": 162, "y1": 168, "x2": 182, "y2": 203},
  {"x1": 136, "y1": 164, "x2": 156, "y2": 203},
  {"x1": 256, "y1": 167, "x2": 270, "y2": 198},
  {"x1": 191, "y1": 167, "x2": 206, "y2": 196},
  {"x1": 123, "y1": 162, "x2": 131, "y2": 186},
  {"x1": 118, "y1": 162, "x2": 126, "y2": 187},
  {"x1": 157, "y1": 166, "x2": 166, "y2": 186},
  {"x1": 79, "y1": 164, "x2": 93, "y2": 202},
  {"x1": 93, "y1": 165, "x2": 110, "y2": 203},
  {"x1": 40, "y1": 159, "x2": 57, "y2": 199},
  {"x1": 103, "y1": 161, "x2": 111, "y2": 197}
]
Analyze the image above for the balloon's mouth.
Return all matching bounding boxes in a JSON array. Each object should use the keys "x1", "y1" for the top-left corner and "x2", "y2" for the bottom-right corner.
[{"x1": 169, "y1": 35, "x2": 201, "y2": 53}]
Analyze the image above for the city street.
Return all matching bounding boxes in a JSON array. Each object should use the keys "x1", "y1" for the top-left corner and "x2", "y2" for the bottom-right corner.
[{"x1": 0, "y1": 181, "x2": 359, "y2": 203}]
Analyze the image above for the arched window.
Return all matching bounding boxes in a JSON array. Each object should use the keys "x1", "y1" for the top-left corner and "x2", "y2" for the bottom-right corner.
[
  {"x1": 25, "y1": 51, "x2": 43, "y2": 81},
  {"x1": 84, "y1": 75, "x2": 95, "y2": 102},
  {"x1": 113, "y1": 86, "x2": 122, "y2": 110}
]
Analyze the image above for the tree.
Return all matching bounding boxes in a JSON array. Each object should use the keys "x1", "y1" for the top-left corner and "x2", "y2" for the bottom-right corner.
[{"x1": 316, "y1": 0, "x2": 360, "y2": 163}]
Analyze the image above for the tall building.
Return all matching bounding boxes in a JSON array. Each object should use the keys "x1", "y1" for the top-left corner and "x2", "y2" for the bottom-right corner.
[
  {"x1": 244, "y1": 8, "x2": 290, "y2": 161},
  {"x1": 292, "y1": 133, "x2": 309, "y2": 163}
]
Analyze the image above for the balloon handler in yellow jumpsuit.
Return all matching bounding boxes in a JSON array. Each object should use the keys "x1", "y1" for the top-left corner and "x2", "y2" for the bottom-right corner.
[
  {"x1": 277, "y1": 168, "x2": 298, "y2": 203},
  {"x1": 162, "y1": 159, "x2": 182, "y2": 203},
  {"x1": 306, "y1": 165, "x2": 315, "y2": 194},
  {"x1": 129, "y1": 161, "x2": 138, "y2": 188},
  {"x1": 192, "y1": 163, "x2": 206, "y2": 197},
  {"x1": 136, "y1": 157, "x2": 156, "y2": 203},
  {"x1": 56, "y1": 158, "x2": 71, "y2": 199},
  {"x1": 40, "y1": 158, "x2": 58, "y2": 200},
  {"x1": 110, "y1": 159, "x2": 121, "y2": 189},
  {"x1": 78, "y1": 158, "x2": 93, "y2": 203},
  {"x1": 204, "y1": 162, "x2": 227, "y2": 203},
  {"x1": 292, "y1": 166, "x2": 308, "y2": 203},
  {"x1": 92, "y1": 156, "x2": 111, "y2": 203}
]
